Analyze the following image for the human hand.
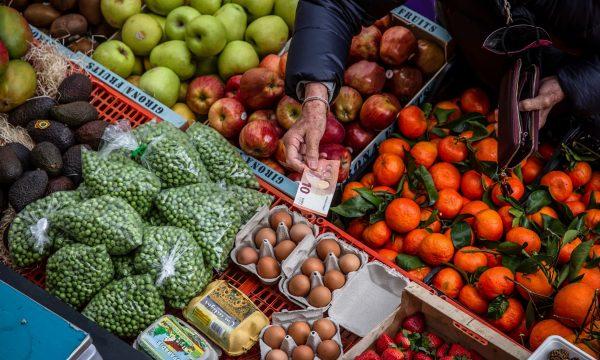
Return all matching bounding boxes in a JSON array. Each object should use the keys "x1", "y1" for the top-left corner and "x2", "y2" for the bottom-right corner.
[
  {"x1": 282, "y1": 83, "x2": 328, "y2": 172},
  {"x1": 519, "y1": 76, "x2": 565, "y2": 128}
]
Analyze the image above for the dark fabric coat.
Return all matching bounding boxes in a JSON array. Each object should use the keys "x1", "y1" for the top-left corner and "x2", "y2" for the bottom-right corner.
[{"x1": 285, "y1": 0, "x2": 600, "y2": 117}]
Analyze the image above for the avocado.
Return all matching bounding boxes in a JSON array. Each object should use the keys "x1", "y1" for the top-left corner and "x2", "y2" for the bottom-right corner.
[
  {"x1": 62, "y1": 144, "x2": 89, "y2": 185},
  {"x1": 0, "y1": 146, "x2": 23, "y2": 184},
  {"x1": 7, "y1": 96, "x2": 56, "y2": 127},
  {"x1": 6, "y1": 142, "x2": 31, "y2": 170},
  {"x1": 57, "y1": 73, "x2": 93, "y2": 103},
  {"x1": 31, "y1": 142, "x2": 63, "y2": 176},
  {"x1": 75, "y1": 120, "x2": 107, "y2": 150},
  {"x1": 27, "y1": 120, "x2": 75, "y2": 151},
  {"x1": 8, "y1": 169, "x2": 49, "y2": 212},
  {"x1": 45, "y1": 175, "x2": 75, "y2": 195},
  {"x1": 50, "y1": 101, "x2": 98, "y2": 127}
]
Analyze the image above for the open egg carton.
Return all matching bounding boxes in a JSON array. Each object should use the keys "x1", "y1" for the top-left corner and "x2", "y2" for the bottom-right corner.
[
  {"x1": 231, "y1": 205, "x2": 319, "y2": 285},
  {"x1": 259, "y1": 309, "x2": 344, "y2": 360}
]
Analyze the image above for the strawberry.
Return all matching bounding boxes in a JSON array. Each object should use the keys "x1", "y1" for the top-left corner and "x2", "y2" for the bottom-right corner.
[
  {"x1": 381, "y1": 348, "x2": 405, "y2": 360},
  {"x1": 413, "y1": 352, "x2": 433, "y2": 360},
  {"x1": 394, "y1": 332, "x2": 412, "y2": 350},
  {"x1": 356, "y1": 350, "x2": 382, "y2": 360},
  {"x1": 376, "y1": 333, "x2": 396, "y2": 353},
  {"x1": 404, "y1": 350, "x2": 415, "y2": 360},
  {"x1": 448, "y1": 343, "x2": 471, "y2": 358},
  {"x1": 401, "y1": 312, "x2": 426, "y2": 333},
  {"x1": 423, "y1": 332, "x2": 444, "y2": 349},
  {"x1": 436, "y1": 343, "x2": 450, "y2": 358}
]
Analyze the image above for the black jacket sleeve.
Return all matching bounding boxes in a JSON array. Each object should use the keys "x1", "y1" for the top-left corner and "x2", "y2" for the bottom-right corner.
[{"x1": 284, "y1": 0, "x2": 403, "y2": 101}]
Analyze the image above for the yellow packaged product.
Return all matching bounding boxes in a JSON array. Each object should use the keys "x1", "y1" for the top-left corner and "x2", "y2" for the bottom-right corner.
[{"x1": 183, "y1": 280, "x2": 269, "y2": 356}]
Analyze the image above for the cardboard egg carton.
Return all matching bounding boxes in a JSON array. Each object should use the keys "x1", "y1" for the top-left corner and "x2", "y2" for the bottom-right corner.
[
  {"x1": 259, "y1": 308, "x2": 344, "y2": 360},
  {"x1": 231, "y1": 205, "x2": 319, "y2": 285}
]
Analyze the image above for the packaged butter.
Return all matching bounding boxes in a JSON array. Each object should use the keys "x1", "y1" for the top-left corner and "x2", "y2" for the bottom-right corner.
[
  {"x1": 134, "y1": 315, "x2": 219, "y2": 360},
  {"x1": 183, "y1": 280, "x2": 269, "y2": 356}
]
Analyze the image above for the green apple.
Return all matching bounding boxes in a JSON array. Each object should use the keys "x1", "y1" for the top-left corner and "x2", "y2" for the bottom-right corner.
[
  {"x1": 100, "y1": 0, "x2": 142, "y2": 28},
  {"x1": 230, "y1": 0, "x2": 274, "y2": 20},
  {"x1": 149, "y1": 40, "x2": 196, "y2": 80},
  {"x1": 178, "y1": 82, "x2": 188, "y2": 102},
  {"x1": 147, "y1": 14, "x2": 168, "y2": 41},
  {"x1": 171, "y1": 102, "x2": 196, "y2": 126},
  {"x1": 0, "y1": 60, "x2": 36, "y2": 112},
  {"x1": 245, "y1": 15, "x2": 288, "y2": 56},
  {"x1": 185, "y1": 15, "x2": 226, "y2": 57},
  {"x1": 217, "y1": 40, "x2": 258, "y2": 80},
  {"x1": 0, "y1": 6, "x2": 33, "y2": 59},
  {"x1": 165, "y1": 6, "x2": 200, "y2": 40},
  {"x1": 189, "y1": 0, "x2": 221, "y2": 14},
  {"x1": 139, "y1": 66, "x2": 180, "y2": 107},
  {"x1": 214, "y1": 3, "x2": 247, "y2": 42},
  {"x1": 274, "y1": 0, "x2": 298, "y2": 30},
  {"x1": 92, "y1": 40, "x2": 136, "y2": 78},
  {"x1": 131, "y1": 57, "x2": 144, "y2": 75},
  {"x1": 121, "y1": 14, "x2": 163, "y2": 56},
  {"x1": 195, "y1": 56, "x2": 218, "y2": 75},
  {"x1": 145, "y1": 0, "x2": 184, "y2": 16}
]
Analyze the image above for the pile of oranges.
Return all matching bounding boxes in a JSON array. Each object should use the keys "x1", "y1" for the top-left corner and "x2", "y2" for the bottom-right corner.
[{"x1": 335, "y1": 88, "x2": 599, "y2": 356}]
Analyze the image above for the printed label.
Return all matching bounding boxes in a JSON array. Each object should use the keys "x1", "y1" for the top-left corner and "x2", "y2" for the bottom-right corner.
[
  {"x1": 238, "y1": 152, "x2": 299, "y2": 198},
  {"x1": 392, "y1": 5, "x2": 452, "y2": 42},
  {"x1": 139, "y1": 316, "x2": 209, "y2": 360}
]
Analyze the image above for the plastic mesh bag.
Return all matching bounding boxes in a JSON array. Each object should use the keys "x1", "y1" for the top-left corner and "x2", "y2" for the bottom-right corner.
[
  {"x1": 112, "y1": 255, "x2": 136, "y2": 279},
  {"x1": 224, "y1": 184, "x2": 274, "y2": 223}
]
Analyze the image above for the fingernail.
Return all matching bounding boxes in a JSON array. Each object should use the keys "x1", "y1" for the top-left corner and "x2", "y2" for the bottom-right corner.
[{"x1": 308, "y1": 160, "x2": 317, "y2": 170}]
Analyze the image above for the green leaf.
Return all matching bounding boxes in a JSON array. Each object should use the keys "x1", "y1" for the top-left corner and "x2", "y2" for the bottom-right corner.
[
  {"x1": 331, "y1": 195, "x2": 376, "y2": 218},
  {"x1": 419, "y1": 209, "x2": 439, "y2": 228},
  {"x1": 525, "y1": 301, "x2": 536, "y2": 328},
  {"x1": 422, "y1": 103, "x2": 433, "y2": 118},
  {"x1": 514, "y1": 165, "x2": 523, "y2": 183},
  {"x1": 524, "y1": 190, "x2": 553, "y2": 214},
  {"x1": 465, "y1": 121, "x2": 490, "y2": 142},
  {"x1": 396, "y1": 254, "x2": 426, "y2": 271},
  {"x1": 355, "y1": 188, "x2": 384, "y2": 206},
  {"x1": 542, "y1": 214, "x2": 566, "y2": 239},
  {"x1": 487, "y1": 295, "x2": 509, "y2": 320},
  {"x1": 515, "y1": 258, "x2": 539, "y2": 274},
  {"x1": 429, "y1": 127, "x2": 448, "y2": 138},
  {"x1": 567, "y1": 214, "x2": 585, "y2": 232},
  {"x1": 482, "y1": 186, "x2": 495, "y2": 209},
  {"x1": 502, "y1": 255, "x2": 520, "y2": 273},
  {"x1": 497, "y1": 241, "x2": 525, "y2": 255},
  {"x1": 451, "y1": 221, "x2": 472, "y2": 249},
  {"x1": 432, "y1": 107, "x2": 455, "y2": 126},
  {"x1": 568, "y1": 240, "x2": 594, "y2": 281},
  {"x1": 561, "y1": 229, "x2": 579, "y2": 246},
  {"x1": 555, "y1": 266, "x2": 570, "y2": 288},
  {"x1": 442, "y1": 113, "x2": 487, "y2": 132},
  {"x1": 414, "y1": 165, "x2": 439, "y2": 206}
]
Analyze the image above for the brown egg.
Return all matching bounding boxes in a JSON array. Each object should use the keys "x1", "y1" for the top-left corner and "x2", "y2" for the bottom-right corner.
[
  {"x1": 312, "y1": 318, "x2": 337, "y2": 341},
  {"x1": 288, "y1": 321, "x2": 311, "y2": 345},
  {"x1": 254, "y1": 227, "x2": 277, "y2": 248},
  {"x1": 301, "y1": 257, "x2": 325, "y2": 276},
  {"x1": 288, "y1": 274, "x2": 311, "y2": 297},
  {"x1": 236, "y1": 247, "x2": 259, "y2": 265},
  {"x1": 289, "y1": 223, "x2": 313, "y2": 243},
  {"x1": 308, "y1": 286, "x2": 332, "y2": 308},
  {"x1": 274, "y1": 240, "x2": 296, "y2": 262},
  {"x1": 323, "y1": 270, "x2": 346, "y2": 291},
  {"x1": 316, "y1": 238, "x2": 341, "y2": 260},
  {"x1": 257, "y1": 257, "x2": 281, "y2": 279},
  {"x1": 263, "y1": 325, "x2": 286, "y2": 349},
  {"x1": 292, "y1": 345, "x2": 314, "y2": 360},
  {"x1": 269, "y1": 210, "x2": 292, "y2": 230},
  {"x1": 266, "y1": 349, "x2": 288, "y2": 360},
  {"x1": 317, "y1": 340, "x2": 341, "y2": 360},
  {"x1": 339, "y1": 253, "x2": 361, "y2": 274}
]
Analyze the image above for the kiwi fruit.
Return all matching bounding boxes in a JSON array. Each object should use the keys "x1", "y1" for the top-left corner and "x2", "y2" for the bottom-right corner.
[
  {"x1": 24, "y1": 3, "x2": 60, "y2": 28},
  {"x1": 8, "y1": 0, "x2": 30, "y2": 11},
  {"x1": 78, "y1": 0, "x2": 102, "y2": 26},
  {"x1": 50, "y1": 14, "x2": 88, "y2": 38},
  {"x1": 68, "y1": 37, "x2": 97, "y2": 55},
  {"x1": 49, "y1": 0, "x2": 76, "y2": 11}
]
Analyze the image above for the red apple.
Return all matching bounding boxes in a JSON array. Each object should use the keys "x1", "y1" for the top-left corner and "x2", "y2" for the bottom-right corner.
[
  {"x1": 274, "y1": 140, "x2": 288, "y2": 167},
  {"x1": 0, "y1": 41, "x2": 8, "y2": 77},
  {"x1": 360, "y1": 93, "x2": 401, "y2": 131},
  {"x1": 320, "y1": 112, "x2": 345, "y2": 145},
  {"x1": 239, "y1": 68, "x2": 284, "y2": 110},
  {"x1": 207, "y1": 98, "x2": 247, "y2": 139},
  {"x1": 374, "y1": 15, "x2": 391, "y2": 31},
  {"x1": 344, "y1": 122, "x2": 375, "y2": 154},
  {"x1": 380, "y1": 26, "x2": 417, "y2": 66},
  {"x1": 387, "y1": 66, "x2": 423, "y2": 100},
  {"x1": 259, "y1": 54, "x2": 281, "y2": 73},
  {"x1": 319, "y1": 143, "x2": 351, "y2": 182},
  {"x1": 186, "y1": 75, "x2": 225, "y2": 115},
  {"x1": 261, "y1": 158, "x2": 285, "y2": 174},
  {"x1": 276, "y1": 95, "x2": 302, "y2": 129},
  {"x1": 349, "y1": 26, "x2": 382, "y2": 63},
  {"x1": 224, "y1": 74, "x2": 242, "y2": 101},
  {"x1": 288, "y1": 171, "x2": 302, "y2": 181},
  {"x1": 344, "y1": 60, "x2": 386, "y2": 96},
  {"x1": 249, "y1": 109, "x2": 284, "y2": 137},
  {"x1": 279, "y1": 52, "x2": 288, "y2": 78},
  {"x1": 239, "y1": 119, "x2": 279, "y2": 158},
  {"x1": 414, "y1": 39, "x2": 445, "y2": 75},
  {"x1": 332, "y1": 86, "x2": 363, "y2": 123}
]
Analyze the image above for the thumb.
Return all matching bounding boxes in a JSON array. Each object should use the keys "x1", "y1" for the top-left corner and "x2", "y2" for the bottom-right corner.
[{"x1": 305, "y1": 129, "x2": 321, "y2": 170}]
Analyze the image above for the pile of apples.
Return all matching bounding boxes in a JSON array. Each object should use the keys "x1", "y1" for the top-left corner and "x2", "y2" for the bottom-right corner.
[
  {"x1": 202, "y1": 16, "x2": 445, "y2": 182},
  {"x1": 89, "y1": 0, "x2": 297, "y2": 118}
]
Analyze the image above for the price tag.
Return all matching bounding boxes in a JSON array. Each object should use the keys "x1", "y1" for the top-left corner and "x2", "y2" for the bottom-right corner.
[{"x1": 293, "y1": 159, "x2": 340, "y2": 216}]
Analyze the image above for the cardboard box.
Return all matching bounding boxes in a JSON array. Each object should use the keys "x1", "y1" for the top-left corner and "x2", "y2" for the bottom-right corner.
[{"x1": 343, "y1": 283, "x2": 531, "y2": 360}]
